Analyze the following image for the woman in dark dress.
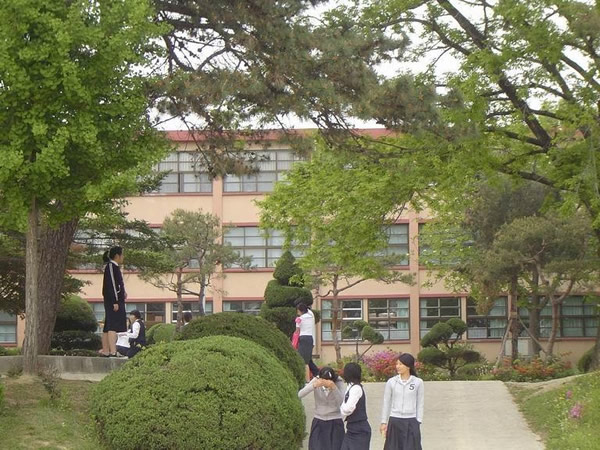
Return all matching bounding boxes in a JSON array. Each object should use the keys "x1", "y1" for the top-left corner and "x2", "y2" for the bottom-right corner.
[{"x1": 101, "y1": 246, "x2": 127, "y2": 357}]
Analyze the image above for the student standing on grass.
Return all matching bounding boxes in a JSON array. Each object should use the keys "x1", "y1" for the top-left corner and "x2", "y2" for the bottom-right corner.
[
  {"x1": 340, "y1": 362, "x2": 371, "y2": 450},
  {"x1": 380, "y1": 353, "x2": 424, "y2": 450},
  {"x1": 298, "y1": 366, "x2": 346, "y2": 450},
  {"x1": 100, "y1": 246, "x2": 127, "y2": 357}
]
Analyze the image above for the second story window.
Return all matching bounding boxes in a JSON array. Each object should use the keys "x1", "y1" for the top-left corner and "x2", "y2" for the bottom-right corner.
[
  {"x1": 224, "y1": 227, "x2": 285, "y2": 268},
  {"x1": 223, "y1": 150, "x2": 301, "y2": 193},
  {"x1": 155, "y1": 152, "x2": 212, "y2": 194}
]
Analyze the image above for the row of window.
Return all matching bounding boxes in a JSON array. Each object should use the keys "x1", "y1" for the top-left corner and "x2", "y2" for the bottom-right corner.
[
  {"x1": 153, "y1": 150, "x2": 302, "y2": 194},
  {"x1": 3, "y1": 296, "x2": 596, "y2": 344}
]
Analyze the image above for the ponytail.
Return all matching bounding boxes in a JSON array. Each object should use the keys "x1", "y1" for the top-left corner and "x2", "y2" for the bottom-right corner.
[
  {"x1": 102, "y1": 251, "x2": 110, "y2": 264},
  {"x1": 398, "y1": 353, "x2": 418, "y2": 377},
  {"x1": 103, "y1": 246, "x2": 123, "y2": 264}
]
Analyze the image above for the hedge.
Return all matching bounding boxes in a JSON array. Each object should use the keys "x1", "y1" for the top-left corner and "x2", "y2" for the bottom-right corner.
[
  {"x1": 178, "y1": 312, "x2": 305, "y2": 387},
  {"x1": 91, "y1": 336, "x2": 305, "y2": 450},
  {"x1": 577, "y1": 346, "x2": 596, "y2": 373},
  {"x1": 54, "y1": 295, "x2": 98, "y2": 333},
  {"x1": 50, "y1": 330, "x2": 101, "y2": 351},
  {"x1": 146, "y1": 323, "x2": 177, "y2": 345},
  {"x1": 263, "y1": 280, "x2": 313, "y2": 308}
]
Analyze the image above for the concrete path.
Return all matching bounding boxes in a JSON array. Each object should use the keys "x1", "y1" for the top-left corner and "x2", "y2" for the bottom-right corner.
[{"x1": 301, "y1": 381, "x2": 545, "y2": 450}]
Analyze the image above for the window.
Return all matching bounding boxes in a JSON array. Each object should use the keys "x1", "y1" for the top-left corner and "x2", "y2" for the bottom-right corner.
[
  {"x1": 368, "y1": 298, "x2": 409, "y2": 340},
  {"x1": 418, "y1": 223, "x2": 459, "y2": 266},
  {"x1": 419, "y1": 297, "x2": 461, "y2": 337},
  {"x1": 171, "y1": 301, "x2": 213, "y2": 322},
  {"x1": 383, "y1": 224, "x2": 409, "y2": 265},
  {"x1": 521, "y1": 296, "x2": 598, "y2": 338},
  {"x1": 467, "y1": 298, "x2": 507, "y2": 339},
  {"x1": 0, "y1": 311, "x2": 17, "y2": 343},
  {"x1": 223, "y1": 150, "x2": 302, "y2": 192},
  {"x1": 222, "y1": 300, "x2": 262, "y2": 315},
  {"x1": 224, "y1": 227, "x2": 286, "y2": 268},
  {"x1": 126, "y1": 303, "x2": 166, "y2": 326},
  {"x1": 321, "y1": 300, "x2": 363, "y2": 341},
  {"x1": 154, "y1": 152, "x2": 212, "y2": 193}
]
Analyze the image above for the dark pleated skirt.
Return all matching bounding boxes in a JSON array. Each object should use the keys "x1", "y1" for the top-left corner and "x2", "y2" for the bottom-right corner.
[
  {"x1": 103, "y1": 301, "x2": 127, "y2": 332},
  {"x1": 298, "y1": 335, "x2": 313, "y2": 364},
  {"x1": 383, "y1": 417, "x2": 422, "y2": 450},
  {"x1": 341, "y1": 420, "x2": 371, "y2": 450},
  {"x1": 309, "y1": 418, "x2": 345, "y2": 450}
]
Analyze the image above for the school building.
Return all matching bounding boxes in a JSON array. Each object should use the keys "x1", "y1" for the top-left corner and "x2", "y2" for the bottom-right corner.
[{"x1": 3, "y1": 129, "x2": 597, "y2": 365}]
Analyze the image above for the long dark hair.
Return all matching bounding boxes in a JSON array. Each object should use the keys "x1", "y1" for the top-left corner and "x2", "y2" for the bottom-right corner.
[
  {"x1": 102, "y1": 246, "x2": 123, "y2": 264},
  {"x1": 318, "y1": 366, "x2": 338, "y2": 382},
  {"x1": 398, "y1": 352, "x2": 418, "y2": 377}
]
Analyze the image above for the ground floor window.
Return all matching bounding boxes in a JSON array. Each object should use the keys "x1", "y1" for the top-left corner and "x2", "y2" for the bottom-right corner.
[
  {"x1": 222, "y1": 300, "x2": 262, "y2": 315},
  {"x1": 321, "y1": 299, "x2": 363, "y2": 341},
  {"x1": 171, "y1": 301, "x2": 213, "y2": 322},
  {"x1": 368, "y1": 298, "x2": 410, "y2": 340},
  {"x1": 467, "y1": 297, "x2": 507, "y2": 339},
  {"x1": 0, "y1": 311, "x2": 17, "y2": 343},
  {"x1": 126, "y1": 302, "x2": 166, "y2": 327},
  {"x1": 419, "y1": 297, "x2": 461, "y2": 337},
  {"x1": 520, "y1": 296, "x2": 598, "y2": 338}
]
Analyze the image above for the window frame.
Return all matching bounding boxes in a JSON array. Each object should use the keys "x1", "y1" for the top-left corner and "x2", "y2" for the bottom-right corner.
[
  {"x1": 321, "y1": 299, "x2": 364, "y2": 342},
  {"x1": 367, "y1": 298, "x2": 410, "y2": 341},
  {"x1": 466, "y1": 297, "x2": 508, "y2": 339},
  {"x1": 0, "y1": 311, "x2": 17, "y2": 344},
  {"x1": 419, "y1": 297, "x2": 462, "y2": 338},
  {"x1": 154, "y1": 151, "x2": 213, "y2": 194},
  {"x1": 170, "y1": 301, "x2": 213, "y2": 322},
  {"x1": 222, "y1": 300, "x2": 263, "y2": 315}
]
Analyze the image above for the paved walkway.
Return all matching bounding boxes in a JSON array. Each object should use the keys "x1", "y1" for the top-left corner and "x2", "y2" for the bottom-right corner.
[{"x1": 301, "y1": 381, "x2": 545, "y2": 450}]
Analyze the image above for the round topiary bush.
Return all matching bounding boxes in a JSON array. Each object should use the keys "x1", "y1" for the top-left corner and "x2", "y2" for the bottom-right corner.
[
  {"x1": 178, "y1": 312, "x2": 305, "y2": 387},
  {"x1": 91, "y1": 336, "x2": 305, "y2": 450},
  {"x1": 146, "y1": 323, "x2": 177, "y2": 345},
  {"x1": 577, "y1": 346, "x2": 595, "y2": 373},
  {"x1": 54, "y1": 295, "x2": 98, "y2": 332}
]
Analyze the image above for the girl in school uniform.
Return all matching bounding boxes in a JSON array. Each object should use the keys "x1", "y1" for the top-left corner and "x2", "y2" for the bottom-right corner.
[
  {"x1": 340, "y1": 362, "x2": 371, "y2": 450},
  {"x1": 379, "y1": 353, "x2": 424, "y2": 450},
  {"x1": 296, "y1": 303, "x2": 316, "y2": 382},
  {"x1": 298, "y1": 366, "x2": 346, "y2": 450},
  {"x1": 118, "y1": 309, "x2": 146, "y2": 358},
  {"x1": 101, "y1": 246, "x2": 128, "y2": 357}
]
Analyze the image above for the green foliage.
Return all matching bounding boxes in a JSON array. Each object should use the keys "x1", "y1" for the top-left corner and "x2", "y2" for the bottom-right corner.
[
  {"x1": 91, "y1": 336, "x2": 305, "y2": 450},
  {"x1": 418, "y1": 318, "x2": 481, "y2": 378},
  {"x1": 0, "y1": 346, "x2": 20, "y2": 356},
  {"x1": 273, "y1": 251, "x2": 303, "y2": 286},
  {"x1": 513, "y1": 372, "x2": 600, "y2": 449},
  {"x1": 261, "y1": 252, "x2": 314, "y2": 338},
  {"x1": 264, "y1": 280, "x2": 313, "y2": 309},
  {"x1": 342, "y1": 320, "x2": 385, "y2": 362},
  {"x1": 578, "y1": 347, "x2": 596, "y2": 374},
  {"x1": 54, "y1": 295, "x2": 97, "y2": 333},
  {"x1": 146, "y1": 323, "x2": 176, "y2": 345},
  {"x1": 50, "y1": 331, "x2": 101, "y2": 351},
  {"x1": 0, "y1": 380, "x2": 3, "y2": 410},
  {"x1": 178, "y1": 312, "x2": 305, "y2": 388}
]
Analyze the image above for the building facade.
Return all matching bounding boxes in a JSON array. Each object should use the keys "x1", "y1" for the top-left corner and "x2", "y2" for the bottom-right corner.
[{"x1": 4, "y1": 130, "x2": 597, "y2": 366}]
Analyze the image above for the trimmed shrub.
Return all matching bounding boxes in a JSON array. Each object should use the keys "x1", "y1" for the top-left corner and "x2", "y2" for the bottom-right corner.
[
  {"x1": 54, "y1": 295, "x2": 98, "y2": 333},
  {"x1": 0, "y1": 346, "x2": 21, "y2": 356},
  {"x1": 493, "y1": 356, "x2": 575, "y2": 382},
  {"x1": 91, "y1": 336, "x2": 305, "y2": 450},
  {"x1": 264, "y1": 280, "x2": 313, "y2": 308},
  {"x1": 178, "y1": 312, "x2": 305, "y2": 387},
  {"x1": 50, "y1": 330, "x2": 101, "y2": 351},
  {"x1": 577, "y1": 347, "x2": 595, "y2": 373},
  {"x1": 260, "y1": 304, "x2": 297, "y2": 337},
  {"x1": 146, "y1": 323, "x2": 177, "y2": 345},
  {"x1": 273, "y1": 251, "x2": 303, "y2": 285}
]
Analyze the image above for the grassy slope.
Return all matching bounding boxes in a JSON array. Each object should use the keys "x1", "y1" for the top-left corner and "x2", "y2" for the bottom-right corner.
[
  {"x1": 0, "y1": 377, "x2": 102, "y2": 450},
  {"x1": 510, "y1": 372, "x2": 600, "y2": 450}
]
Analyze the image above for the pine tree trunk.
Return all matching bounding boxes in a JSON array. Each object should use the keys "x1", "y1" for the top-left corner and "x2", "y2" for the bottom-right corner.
[
  {"x1": 546, "y1": 301, "x2": 560, "y2": 357},
  {"x1": 198, "y1": 275, "x2": 206, "y2": 316},
  {"x1": 23, "y1": 200, "x2": 78, "y2": 374},
  {"x1": 330, "y1": 275, "x2": 342, "y2": 363},
  {"x1": 529, "y1": 271, "x2": 542, "y2": 356},
  {"x1": 176, "y1": 269, "x2": 183, "y2": 331},
  {"x1": 510, "y1": 278, "x2": 520, "y2": 362}
]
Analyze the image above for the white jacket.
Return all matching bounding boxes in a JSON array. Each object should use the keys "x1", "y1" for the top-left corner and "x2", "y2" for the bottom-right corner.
[{"x1": 380, "y1": 375, "x2": 424, "y2": 424}]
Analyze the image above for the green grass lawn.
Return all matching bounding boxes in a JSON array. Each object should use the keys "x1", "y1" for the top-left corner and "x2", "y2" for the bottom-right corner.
[
  {"x1": 510, "y1": 372, "x2": 600, "y2": 450},
  {"x1": 0, "y1": 376, "x2": 102, "y2": 450}
]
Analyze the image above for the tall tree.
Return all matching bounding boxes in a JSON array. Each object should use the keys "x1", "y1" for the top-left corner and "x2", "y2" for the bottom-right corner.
[
  {"x1": 351, "y1": 0, "x2": 600, "y2": 367},
  {"x1": 0, "y1": 0, "x2": 168, "y2": 372},
  {"x1": 139, "y1": 209, "x2": 248, "y2": 330},
  {"x1": 259, "y1": 140, "x2": 414, "y2": 361}
]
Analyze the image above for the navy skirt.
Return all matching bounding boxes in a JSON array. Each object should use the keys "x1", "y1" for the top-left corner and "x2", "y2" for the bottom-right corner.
[
  {"x1": 341, "y1": 420, "x2": 371, "y2": 450},
  {"x1": 309, "y1": 418, "x2": 344, "y2": 450},
  {"x1": 383, "y1": 417, "x2": 422, "y2": 450},
  {"x1": 298, "y1": 335, "x2": 313, "y2": 364},
  {"x1": 103, "y1": 301, "x2": 127, "y2": 332}
]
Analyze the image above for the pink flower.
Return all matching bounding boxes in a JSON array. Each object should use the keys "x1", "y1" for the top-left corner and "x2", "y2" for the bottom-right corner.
[
  {"x1": 565, "y1": 390, "x2": 572, "y2": 399},
  {"x1": 569, "y1": 402, "x2": 582, "y2": 419}
]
